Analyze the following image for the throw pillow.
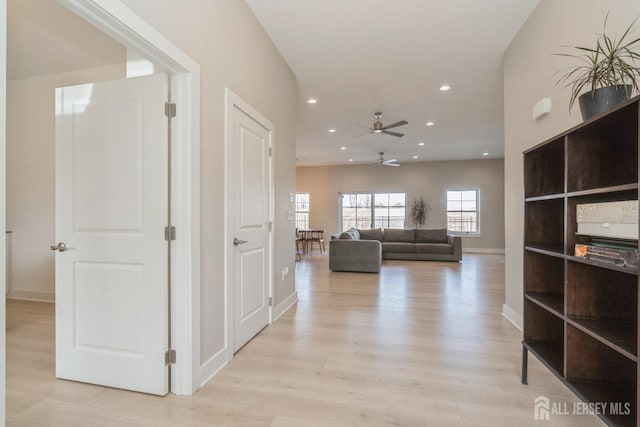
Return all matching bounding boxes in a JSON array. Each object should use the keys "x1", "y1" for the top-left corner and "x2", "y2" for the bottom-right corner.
[
  {"x1": 339, "y1": 231, "x2": 354, "y2": 240},
  {"x1": 349, "y1": 227, "x2": 360, "y2": 239}
]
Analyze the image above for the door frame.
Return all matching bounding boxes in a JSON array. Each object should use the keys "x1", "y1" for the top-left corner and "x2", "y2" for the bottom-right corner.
[
  {"x1": 2, "y1": 0, "x2": 202, "y2": 398},
  {"x1": 1, "y1": 0, "x2": 6, "y2": 422},
  {"x1": 223, "y1": 88, "x2": 275, "y2": 364}
]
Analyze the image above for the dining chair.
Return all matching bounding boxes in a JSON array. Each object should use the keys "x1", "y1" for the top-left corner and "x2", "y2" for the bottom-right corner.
[
  {"x1": 295, "y1": 228, "x2": 305, "y2": 261},
  {"x1": 307, "y1": 229, "x2": 325, "y2": 253}
]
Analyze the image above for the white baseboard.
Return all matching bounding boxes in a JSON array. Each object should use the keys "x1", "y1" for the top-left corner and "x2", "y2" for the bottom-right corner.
[
  {"x1": 502, "y1": 304, "x2": 523, "y2": 331},
  {"x1": 199, "y1": 347, "x2": 228, "y2": 389},
  {"x1": 463, "y1": 248, "x2": 505, "y2": 254},
  {"x1": 272, "y1": 291, "x2": 297, "y2": 322},
  {"x1": 199, "y1": 291, "x2": 297, "y2": 388},
  {"x1": 7, "y1": 290, "x2": 55, "y2": 303}
]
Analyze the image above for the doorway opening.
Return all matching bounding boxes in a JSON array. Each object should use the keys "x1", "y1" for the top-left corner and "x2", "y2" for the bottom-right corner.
[{"x1": 3, "y1": 0, "x2": 201, "y2": 411}]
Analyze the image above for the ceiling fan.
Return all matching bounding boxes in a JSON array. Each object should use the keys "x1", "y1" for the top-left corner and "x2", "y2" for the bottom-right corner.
[
  {"x1": 353, "y1": 112, "x2": 408, "y2": 138},
  {"x1": 371, "y1": 152, "x2": 400, "y2": 167}
]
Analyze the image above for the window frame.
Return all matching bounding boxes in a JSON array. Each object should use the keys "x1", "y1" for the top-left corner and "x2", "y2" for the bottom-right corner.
[
  {"x1": 295, "y1": 192, "x2": 310, "y2": 230},
  {"x1": 338, "y1": 191, "x2": 407, "y2": 231},
  {"x1": 446, "y1": 188, "x2": 480, "y2": 236}
]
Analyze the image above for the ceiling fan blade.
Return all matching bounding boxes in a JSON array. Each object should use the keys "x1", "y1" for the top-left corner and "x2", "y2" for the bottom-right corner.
[
  {"x1": 382, "y1": 120, "x2": 408, "y2": 130},
  {"x1": 385, "y1": 163, "x2": 400, "y2": 167},
  {"x1": 383, "y1": 159, "x2": 397, "y2": 164},
  {"x1": 382, "y1": 130, "x2": 404, "y2": 138},
  {"x1": 350, "y1": 123, "x2": 373, "y2": 130},
  {"x1": 352, "y1": 130, "x2": 372, "y2": 138}
]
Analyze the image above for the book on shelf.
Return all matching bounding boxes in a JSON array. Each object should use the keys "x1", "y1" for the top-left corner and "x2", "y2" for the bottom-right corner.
[{"x1": 575, "y1": 238, "x2": 639, "y2": 269}]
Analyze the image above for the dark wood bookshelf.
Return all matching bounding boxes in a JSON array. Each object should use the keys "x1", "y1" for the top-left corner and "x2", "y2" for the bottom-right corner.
[
  {"x1": 567, "y1": 380, "x2": 637, "y2": 427},
  {"x1": 523, "y1": 340, "x2": 564, "y2": 377},
  {"x1": 525, "y1": 292, "x2": 564, "y2": 318},
  {"x1": 566, "y1": 255, "x2": 639, "y2": 276},
  {"x1": 525, "y1": 193, "x2": 566, "y2": 203},
  {"x1": 524, "y1": 245, "x2": 565, "y2": 257},
  {"x1": 522, "y1": 96, "x2": 640, "y2": 426},
  {"x1": 567, "y1": 183, "x2": 639, "y2": 199},
  {"x1": 567, "y1": 318, "x2": 637, "y2": 361}
]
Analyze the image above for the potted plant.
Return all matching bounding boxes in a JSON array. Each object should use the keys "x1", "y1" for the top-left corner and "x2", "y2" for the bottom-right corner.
[
  {"x1": 555, "y1": 15, "x2": 640, "y2": 120},
  {"x1": 410, "y1": 196, "x2": 430, "y2": 228}
]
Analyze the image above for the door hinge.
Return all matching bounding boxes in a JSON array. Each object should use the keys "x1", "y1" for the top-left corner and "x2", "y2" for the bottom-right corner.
[
  {"x1": 268, "y1": 222, "x2": 273, "y2": 232},
  {"x1": 165, "y1": 102, "x2": 176, "y2": 118},
  {"x1": 269, "y1": 297, "x2": 273, "y2": 306},
  {"x1": 269, "y1": 147, "x2": 272, "y2": 157},
  {"x1": 165, "y1": 349, "x2": 176, "y2": 365},
  {"x1": 164, "y1": 226, "x2": 176, "y2": 241}
]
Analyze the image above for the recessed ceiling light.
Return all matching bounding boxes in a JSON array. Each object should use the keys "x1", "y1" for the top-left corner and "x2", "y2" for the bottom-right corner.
[
  {"x1": 328, "y1": 128, "x2": 336, "y2": 133},
  {"x1": 483, "y1": 152, "x2": 489, "y2": 156},
  {"x1": 348, "y1": 159, "x2": 353, "y2": 162},
  {"x1": 426, "y1": 122, "x2": 435, "y2": 126},
  {"x1": 413, "y1": 155, "x2": 419, "y2": 159},
  {"x1": 440, "y1": 85, "x2": 451, "y2": 91},
  {"x1": 340, "y1": 146, "x2": 347, "y2": 150},
  {"x1": 307, "y1": 98, "x2": 317, "y2": 104},
  {"x1": 418, "y1": 142, "x2": 425, "y2": 146}
]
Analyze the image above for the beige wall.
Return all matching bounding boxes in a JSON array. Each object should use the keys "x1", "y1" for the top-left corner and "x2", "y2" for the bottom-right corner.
[
  {"x1": 297, "y1": 159, "x2": 505, "y2": 250},
  {"x1": 503, "y1": 0, "x2": 640, "y2": 327},
  {"x1": 119, "y1": 0, "x2": 298, "y2": 376},
  {"x1": 6, "y1": 64, "x2": 126, "y2": 301}
]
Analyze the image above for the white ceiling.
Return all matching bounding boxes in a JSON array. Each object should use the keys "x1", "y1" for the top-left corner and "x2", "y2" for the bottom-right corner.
[
  {"x1": 245, "y1": 0, "x2": 540, "y2": 166},
  {"x1": 7, "y1": 0, "x2": 125, "y2": 80}
]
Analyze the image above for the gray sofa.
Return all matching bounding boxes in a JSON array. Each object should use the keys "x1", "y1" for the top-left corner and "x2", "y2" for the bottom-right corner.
[{"x1": 329, "y1": 228, "x2": 461, "y2": 273}]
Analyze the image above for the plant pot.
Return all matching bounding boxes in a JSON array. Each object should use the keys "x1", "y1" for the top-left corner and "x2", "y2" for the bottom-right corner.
[{"x1": 578, "y1": 85, "x2": 632, "y2": 121}]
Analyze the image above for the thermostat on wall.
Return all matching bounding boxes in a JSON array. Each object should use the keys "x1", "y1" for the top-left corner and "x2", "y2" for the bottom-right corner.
[{"x1": 533, "y1": 97, "x2": 551, "y2": 120}]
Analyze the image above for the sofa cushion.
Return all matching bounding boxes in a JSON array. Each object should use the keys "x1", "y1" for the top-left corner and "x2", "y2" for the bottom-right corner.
[
  {"x1": 415, "y1": 243, "x2": 453, "y2": 255},
  {"x1": 415, "y1": 228, "x2": 448, "y2": 243},
  {"x1": 357, "y1": 228, "x2": 383, "y2": 241},
  {"x1": 383, "y1": 228, "x2": 415, "y2": 243},
  {"x1": 381, "y1": 242, "x2": 417, "y2": 254}
]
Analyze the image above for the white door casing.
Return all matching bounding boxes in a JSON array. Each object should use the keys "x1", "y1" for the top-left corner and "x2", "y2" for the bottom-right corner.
[
  {"x1": 0, "y1": 0, "x2": 6, "y2": 421},
  {"x1": 55, "y1": 74, "x2": 169, "y2": 395},
  {"x1": 232, "y1": 105, "x2": 272, "y2": 352},
  {"x1": 53, "y1": 0, "x2": 201, "y2": 395}
]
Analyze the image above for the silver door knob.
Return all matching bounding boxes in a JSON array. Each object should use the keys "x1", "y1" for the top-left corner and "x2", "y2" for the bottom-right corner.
[
  {"x1": 50, "y1": 242, "x2": 68, "y2": 252},
  {"x1": 233, "y1": 238, "x2": 248, "y2": 246}
]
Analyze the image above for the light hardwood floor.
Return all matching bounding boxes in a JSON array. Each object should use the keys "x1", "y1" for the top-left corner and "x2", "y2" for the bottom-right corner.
[{"x1": 7, "y1": 254, "x2": 604, "y2": 426}]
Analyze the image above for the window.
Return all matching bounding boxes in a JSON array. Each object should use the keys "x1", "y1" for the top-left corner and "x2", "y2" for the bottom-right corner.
[
  {"x1": 446, "y1": 189, "x2": 479, "y2": 234},
  {"x1": 295, "y1": 192, "x2": 310, "y2": 229},
  {"x1": 340, "y1": 192, "x2": 406, "y2": 230}
]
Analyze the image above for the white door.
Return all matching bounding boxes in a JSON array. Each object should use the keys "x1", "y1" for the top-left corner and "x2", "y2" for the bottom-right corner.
[
  {"x1": 233, "y1": 106, "x2": 271, "y2": 352},
  {"x1": 54, "y1": 73, "x2": 169, "y2": 395}
]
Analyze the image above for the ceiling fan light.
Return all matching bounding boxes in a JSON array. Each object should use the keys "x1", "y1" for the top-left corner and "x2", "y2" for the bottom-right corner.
[{"x1": 373, "y1": 129, "x2": 383, "y2": 133}]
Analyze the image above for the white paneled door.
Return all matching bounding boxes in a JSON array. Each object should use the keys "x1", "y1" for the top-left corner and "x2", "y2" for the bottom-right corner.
[
  {"x1": 233, "y1": 106, "x2": 271, "y2": 352},
  {"x1": 54, "y1": 74, "x2": 169, "y2": 395}
]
